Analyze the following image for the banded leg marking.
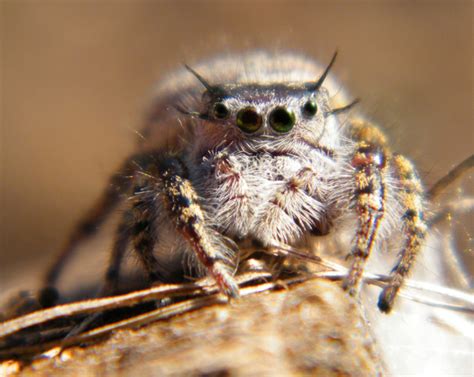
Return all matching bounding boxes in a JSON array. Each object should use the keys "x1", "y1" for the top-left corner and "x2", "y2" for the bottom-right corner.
[
  {"x1": 343, "y1": 139, "x2": 388, "y2": 295},
  {"x1": 378, "y1": 155, "x2": 427, "y2": 312},
  {"x1": 160, "y1": 157, "x2": 239, "y2": 298}
]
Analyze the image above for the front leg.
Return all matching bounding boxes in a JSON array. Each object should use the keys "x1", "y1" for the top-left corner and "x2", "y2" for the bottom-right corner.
[
  {"x1": 342, "y1": 121, "x2": 389, "y2": 296},
  {"x1": 158, "y1": 157, "x2": 240, "y2": 298},
  {"x1": 39, "y1": 151, "x2": 158, "y2": 307},
  {"x1": 377, "y1": 155, "x2": 427, "y2": 312},
  {"x1": 342, "y1": 120, "x2": 427, "y2": 313}
]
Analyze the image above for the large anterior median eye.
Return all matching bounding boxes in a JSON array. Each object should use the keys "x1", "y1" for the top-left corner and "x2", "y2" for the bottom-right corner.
[
  {"x1": 236, "y1": 107, "x2": 262, "y2": 133},
  {"x1": 269, "y1": 107, "x2": 296, "y2": 133}
]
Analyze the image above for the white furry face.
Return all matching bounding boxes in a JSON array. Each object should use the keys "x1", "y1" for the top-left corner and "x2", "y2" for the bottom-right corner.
[{"x1": 174, "y1": 60, "x2": 354, "y2": 248}]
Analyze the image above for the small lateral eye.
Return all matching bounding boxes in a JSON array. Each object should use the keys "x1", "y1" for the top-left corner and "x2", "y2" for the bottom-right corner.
[
  {"x1": 269, "y1": 107, "x2": 296, "y2": 133},
  {"x1": 213, "y1": 102, "x2": 229, "y2": 119},
  {"x1": 236, "y1": 107, "x2": 262, "y2": 133},
  {"x1": 302, "y1": 100, "x2": 318, "y2": 117}
]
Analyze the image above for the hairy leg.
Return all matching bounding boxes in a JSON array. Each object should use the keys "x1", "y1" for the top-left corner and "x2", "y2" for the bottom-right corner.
[
  {"x1": 39, "y1": 152, "x2": 157, "y2": 307},
  {"x1": 342, "y1": 120, "x2": 389, "y2": 295},
  {"x1": 110, "y1": 155, "x2": 239, "y2": 298},
  {"x1": 158, "y1": 156, "x2": 239, "y2": 298},
  {"x1": 129, "y1": 183, "x2": 164, "y2": 283},
  {"x1": 378, "y1": 155, "x2": 427, "y2": 312},
  {"x1": 102, "y1": 211, "x2": 133, "y2": 296}
]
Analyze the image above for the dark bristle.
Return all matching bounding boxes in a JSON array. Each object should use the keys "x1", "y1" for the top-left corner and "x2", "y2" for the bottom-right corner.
[
  {"x1": 306, "y1": 50, "x2": 338, "y2": 92},
  {"x1": 326, "y1": 98, "x2": 360, "y2": 116},
  {"x1": 184, "y1": 64, "x2": 228, "y2": 98},
  {"x1": 184, "y1": 64, "x2": 215, "y2": 92}
]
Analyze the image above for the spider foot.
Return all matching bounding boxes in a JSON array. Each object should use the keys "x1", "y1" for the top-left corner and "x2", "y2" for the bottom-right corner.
[
  {"x1": 211, "y1": 264, "x2": 240, "y2": 300},
  {"x1": 38, "y1": 286, "x2": 60, "y2": 308},
  {"x1": 377, "y1": 284, "x2": 398, "y2": 313}
]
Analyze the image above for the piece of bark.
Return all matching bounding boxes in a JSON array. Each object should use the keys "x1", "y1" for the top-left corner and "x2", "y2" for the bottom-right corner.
[{"x1": 3, "y1": 279, "x2": 382, "y2": 377}]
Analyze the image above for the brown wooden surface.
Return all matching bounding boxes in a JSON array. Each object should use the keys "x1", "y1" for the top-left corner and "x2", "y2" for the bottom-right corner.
[{"x1": 1, "y1": 279, "x2": 382, "y2": 377}]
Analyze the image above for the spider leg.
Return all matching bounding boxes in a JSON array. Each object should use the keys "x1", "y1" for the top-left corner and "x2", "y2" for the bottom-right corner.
[
  {"x1": 67, "y1": 205, "x2": 160, "y2": 337},
  {"x1": 116, "y1": 154, "x2": 239, "y2": 297},
  {"x1": 96, "y1": 188, "x2": 167, "y2": 296},
  {"x1": 100, "y1": 158, "x2": 169, "y2": 297},
  {"x1": 64, "y1": 213, "x2": 134, "y2": 337},
  {"x1": 378, "y1": 155, "x2": 427, "y2": 313},
  {"x1": 39, "y1": 152, "x2": 156, "y2": 307},
  {"x1": 102, "y1": 211, "x2": 133, "y2": 296},
  {"x1": 342, "y1": 121, "x2": 389, "y2": 296},
  {"x1": 428, "y1": 153, "x2": 474, "y2": 200},
  {"x1": 129, "y1": 183, "x2": 164, "y2": 284},
  {"x1": 158, "y1": 156, "x2": 240, "y2": 298}
]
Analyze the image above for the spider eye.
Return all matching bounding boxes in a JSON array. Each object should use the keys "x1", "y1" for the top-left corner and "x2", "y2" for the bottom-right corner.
[
  {"x1": 236, "y1": 107, "x2": 262, "y2": 133},
  {"x1": 302, "y1": 100, "x2": 318, "y2": 117},
  {"x1": 213, "y1": 102, "x2": 229, "y2": 119},
  {"x1": 269, "y1": 107, "x2": 296, "y2": 133}
]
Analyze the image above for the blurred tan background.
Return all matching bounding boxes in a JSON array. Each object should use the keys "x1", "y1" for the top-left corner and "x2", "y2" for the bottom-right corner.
[{"x1": 1, "y1": 1, "x2": 472, "y2": 289}]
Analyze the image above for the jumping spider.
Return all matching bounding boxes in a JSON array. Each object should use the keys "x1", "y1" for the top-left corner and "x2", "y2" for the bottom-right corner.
[{"x1": 39, "y1": 51, "x2": 427, "y2": 313}]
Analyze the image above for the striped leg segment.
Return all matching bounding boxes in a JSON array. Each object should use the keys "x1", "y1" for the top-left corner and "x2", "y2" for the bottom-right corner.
[
  {"x1": 343, "y1": 121, "x2": 389, "y2": 296},
  {"x1": 378, "y1": 155, "x2": 427, "y2": 313},
  {"x1": 159, "y1": 157, "x2": 240, "y2": 298},
  {"x1": 130, "y1": 184, "x2": 163, "y2": 283},
  {"x1": 343, "y1": 141, "x2": 388, "y2": 294}
]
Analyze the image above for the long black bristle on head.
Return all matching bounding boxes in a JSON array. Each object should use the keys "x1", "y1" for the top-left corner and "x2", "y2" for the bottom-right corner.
[
  {"x1": 184, "y1": 64, "x2": 215, "y2": 92},
  {"x1": 306, "y1": 50, "x2": 338, "y2": 92},
  {"x1": 326, "y1": 98, "x2": 360, "y2": 116},
  {"x1": 184, "y1": 64, "x2": 228, "y2": 98}
]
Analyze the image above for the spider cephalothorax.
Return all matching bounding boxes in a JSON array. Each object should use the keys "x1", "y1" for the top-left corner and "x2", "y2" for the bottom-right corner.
[{"x1": 39, "y1": 51, "x2": 426, "y2": 313}]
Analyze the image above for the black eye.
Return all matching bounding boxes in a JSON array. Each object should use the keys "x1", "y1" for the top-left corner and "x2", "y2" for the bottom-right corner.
[
  {"x1": 269, "y1": 107, "x2": 296, "y2": 133},
  {"x1": 236, "y1": 107, "x2": 262, "y2": 133},
  {"x1": 213, "y1": 102, "x2": 229, "y2": 119},
  {"x1": 302, "y1": 100, "x2": 318, "y2": 117}
]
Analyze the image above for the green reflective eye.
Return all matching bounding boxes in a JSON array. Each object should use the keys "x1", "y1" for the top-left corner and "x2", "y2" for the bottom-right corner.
[
  {"x1": 236, "y1": 107, "x2": 262, "y2": 133},
  {"x1": 213, "y1": 102, "x2": 229, "y2": 119},
  {"x1": 269, "y1": 107, "x2": 296, "y2": 133},
  {"x1": 302, "y1": 100, "x2": 318, "y2": 117}
]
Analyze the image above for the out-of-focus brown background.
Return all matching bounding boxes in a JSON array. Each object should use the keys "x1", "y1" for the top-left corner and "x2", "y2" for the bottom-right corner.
[{"x1": 1, "y1": 1, "x2": 472, "y2": 289}]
